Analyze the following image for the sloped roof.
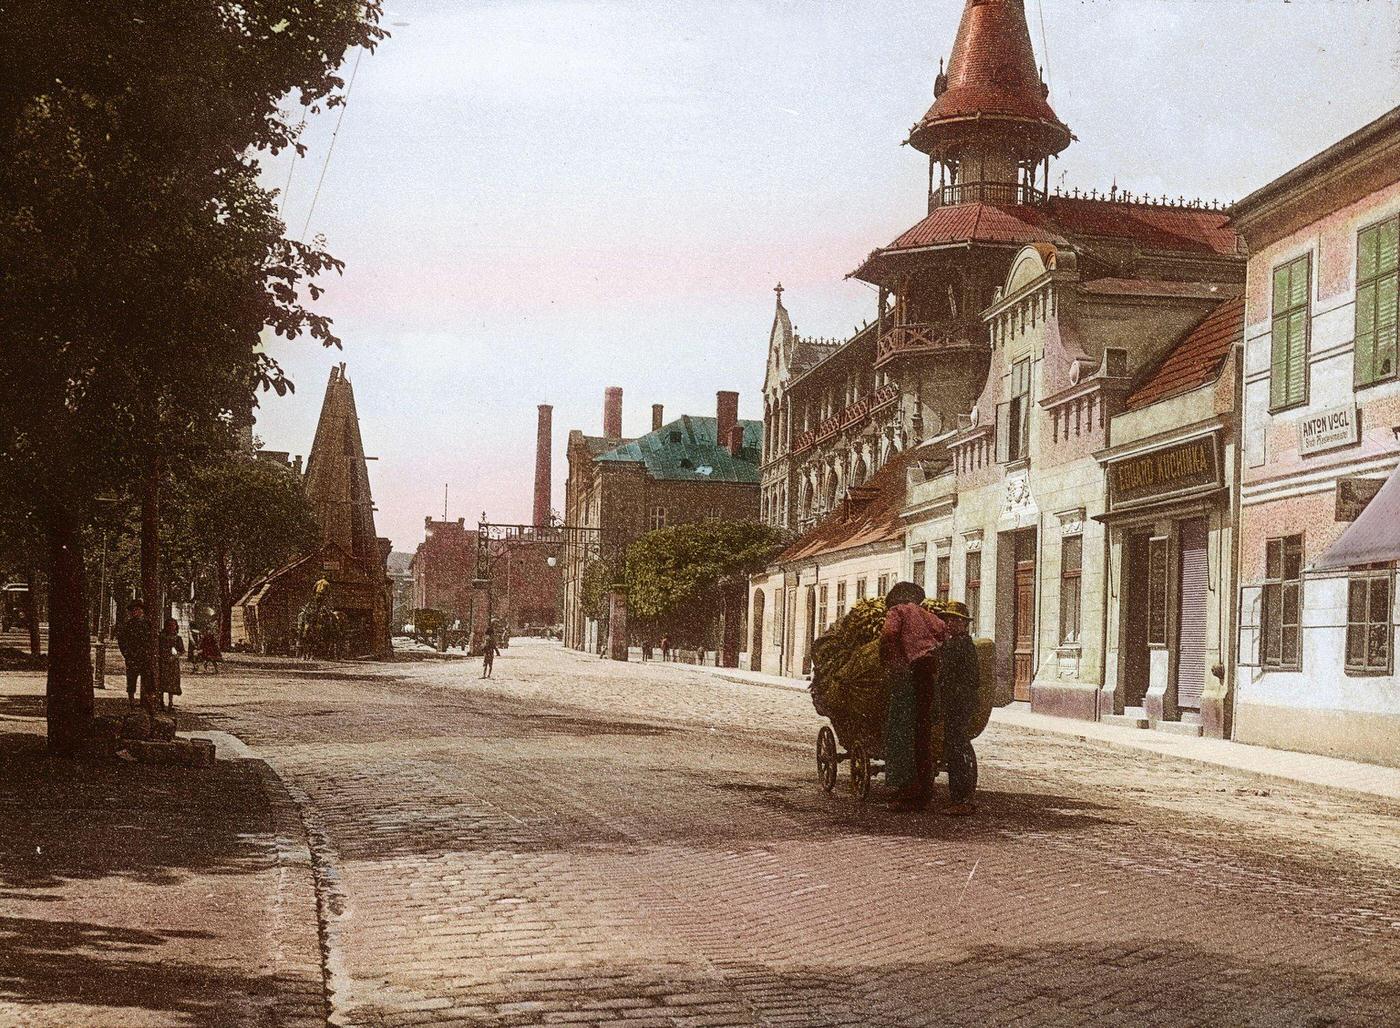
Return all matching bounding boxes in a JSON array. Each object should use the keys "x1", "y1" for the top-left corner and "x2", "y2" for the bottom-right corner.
[
  {"x1": 1124, "y1": 296, "x2": 1244, "y2": 411},
  {"x1": 595, "y1": 415, "x2": 762, "y2": 483},
  {"x1": 780, "y1": 449, "x2": 920, "y2": 563},
  {"x1": 855, "y1": 197, "x2": 1240, "y2": 280},
  {"x1": 302, "y1": 364, "x2": 381, "y2": 565}
]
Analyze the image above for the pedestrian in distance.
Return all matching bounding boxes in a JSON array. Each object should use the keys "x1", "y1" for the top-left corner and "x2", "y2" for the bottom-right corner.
[
  {"x1": 660, "y1": 635, "x2": 671, "y2": 662},
  {"x1": 158, "y1": 617, "x2": 184, "y2": 712},
  {"x1": 878, "y1": 581, "x2": 948, "y2": 812},
  {"x1": 641, "y1": 638, "x2": 653, "y2": 662},
  {"x1": 116, "y1": 599, "x2": 154, "y2": 709},
  {"x1": 196, "y1": 631, "x2": 222, "y2": 673},
  {"x1": 481, "y1": 632, "x2": 499, "y2": 679},
  {"x1": 935, "y1": 600, "x2": 979, "y2": 816}
]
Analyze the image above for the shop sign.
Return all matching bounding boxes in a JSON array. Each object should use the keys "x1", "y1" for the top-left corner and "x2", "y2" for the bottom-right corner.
[
  {"x1": 1108, "y1": 435, "x2": 1221, "y2": 509},
  {"x1": 1335, "y1": 477, "x2": 1384, "y2": 522},
  {"x1": 1298, "y1": 403, "x2": 1359, "y2": 456}
]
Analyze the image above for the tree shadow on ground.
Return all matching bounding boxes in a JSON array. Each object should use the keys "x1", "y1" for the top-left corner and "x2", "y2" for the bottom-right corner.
[
  {"x1": 0, "y1": 913, "x2": 310, "y2": 1025},
  {"x1": 341, "y1": 941, "x2": 1400, "y2": 1028}
]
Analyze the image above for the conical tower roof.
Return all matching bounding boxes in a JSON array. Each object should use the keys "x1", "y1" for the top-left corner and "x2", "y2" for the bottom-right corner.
[
  {"x1": 908, "y1": 0, "x2": 1071, "y2": 161},
  {"x1": 302, "y1": 363, "x2": 381, "y2": 565}
]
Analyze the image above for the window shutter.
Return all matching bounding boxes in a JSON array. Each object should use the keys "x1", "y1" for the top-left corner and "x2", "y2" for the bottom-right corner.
[
  {"x1": 1379, "y1": 219, "x2": 1399, "y2": 275},
  {"x1": 1377, "y1": 275, "x2": 1398, "y2": 380},
  {"x1": 1289, "y1": 257, "x2": 1309, "y2": 309},
  {"x1": 1287, "y1": 310, "x2": 1307, "y2": 406},
  {"x1": 1270, "y1": 319, "x2": 1289, "y2": 409},
  {"x1": 1018, "y1": 394, "x2": 1031, "y2": 455},
  {"x1": 1272, "y1": 264, "x2": 1290, "y2": 315},
  {"x1": 1355, "y1": 280, "x2": 1377, "y2": 387},
  {"x1": 995, "y1": 401, "x2": 1011, "y2": 463}
]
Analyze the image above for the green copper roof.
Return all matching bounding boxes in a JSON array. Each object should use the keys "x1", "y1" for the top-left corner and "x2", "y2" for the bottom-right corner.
[{"x1": 595, "y1": 415, "x2": 762, "y2": 483}]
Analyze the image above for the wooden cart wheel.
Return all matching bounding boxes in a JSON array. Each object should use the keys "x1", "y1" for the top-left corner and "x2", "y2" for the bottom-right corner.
[
  {"x1": 849, "y1": 742, "x2": 871, "y2": 802},
  {"x1": 816, "y1": 725, "x2": 838, "y2": 793}
]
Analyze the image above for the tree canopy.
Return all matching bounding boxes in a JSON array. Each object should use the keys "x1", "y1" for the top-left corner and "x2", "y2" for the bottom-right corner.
[{"x1": 623, "y1": 521, "x2": 789, "y2": 641}]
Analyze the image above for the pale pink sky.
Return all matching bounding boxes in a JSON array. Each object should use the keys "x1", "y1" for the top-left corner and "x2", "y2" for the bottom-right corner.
[{"x1": 254, "y1": 0, "x2": 1400, "y2": 551}]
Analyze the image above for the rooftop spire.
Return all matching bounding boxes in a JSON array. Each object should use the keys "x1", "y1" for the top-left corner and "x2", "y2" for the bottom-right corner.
[{"x1": 908, "y1": 0, "x2": 1071, "y2": 163}]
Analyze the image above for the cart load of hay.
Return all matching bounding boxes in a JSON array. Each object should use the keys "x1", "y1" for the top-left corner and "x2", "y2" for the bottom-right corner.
[{"x1": 809, "y1": 597, "x2": 999, "y2": 743}]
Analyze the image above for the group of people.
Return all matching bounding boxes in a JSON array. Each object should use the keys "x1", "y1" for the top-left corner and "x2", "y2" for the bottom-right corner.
[
  {"x1": 114, "y1": 600, "x2": 222, "y2": 712},
  {"x1": 878, "y1": 581, "x2": 979, "y2": 816}
]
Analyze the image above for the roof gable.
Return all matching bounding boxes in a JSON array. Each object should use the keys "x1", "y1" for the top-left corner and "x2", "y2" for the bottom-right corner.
[{"x1": 1124, "y1": 296, "x2": 1244, "y2": 411}]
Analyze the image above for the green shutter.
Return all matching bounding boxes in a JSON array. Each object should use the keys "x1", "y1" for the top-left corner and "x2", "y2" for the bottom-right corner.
[
  {"x1": 1359, "y1": 224, "x2": 1379, "y2": 281},
  {"x1": 1270, "y1": 318, "x2": 1288, "y2": 409},
  {"x1": 1378, "y1": 274, "x2": 1398, "y2": 381},
  {"x1": 1355, "y1": 280, "x2": 1378, "y2": 386},
  {"x1": 1287, "y1": 310, "x2": 1307, "y2": 406},
  {"x1": 1289, "y1": 257, "x2": 1309, "y2": 309},
  {"x1": 1273, "y1": 264, "x2": 1290, "y2": 315},
  {"x1": 1379, "y1": 218, "x2": 1399, "y2": 275}
]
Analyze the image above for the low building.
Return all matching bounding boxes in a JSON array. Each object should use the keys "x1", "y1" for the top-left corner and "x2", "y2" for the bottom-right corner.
[
  {"x1": 1231, "y1": 106, "x2": 1400, "y2": 767},
  {"x1": 561, "y1": 387, "x2": 761, "y2": 656}
]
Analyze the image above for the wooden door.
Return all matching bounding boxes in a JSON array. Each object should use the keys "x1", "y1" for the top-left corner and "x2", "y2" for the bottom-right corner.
[
  {"x1": 1121, "y1": 532, "x2": 1152, "y2": 708},
  {"x1": 1012, "y1": 530, "x2": 1036, "y2": 701}
]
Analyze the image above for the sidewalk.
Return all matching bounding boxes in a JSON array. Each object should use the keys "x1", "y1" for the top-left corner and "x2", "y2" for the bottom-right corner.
[
  {"x1": 0, "y1": 670, "x2": 324, "y2": 1027},
  {"x1": 688, "y1": 661, "x2": 1400, "y2": 804}
]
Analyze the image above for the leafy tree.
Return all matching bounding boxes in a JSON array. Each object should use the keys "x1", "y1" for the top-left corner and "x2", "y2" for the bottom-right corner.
[
  {"x1": 0, "y1": 2, "x2": 384, "y2": 753},
  {"x1": 624, "y1": 521, "x2": 789, "y2": 644}
]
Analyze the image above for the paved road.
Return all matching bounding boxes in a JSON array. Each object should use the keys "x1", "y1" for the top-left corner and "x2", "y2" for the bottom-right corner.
[{"x1": 191, "y1": 641, "x2": 1400, "y2": 1027}]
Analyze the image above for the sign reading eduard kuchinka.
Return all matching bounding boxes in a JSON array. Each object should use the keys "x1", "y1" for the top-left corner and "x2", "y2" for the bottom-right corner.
[{"x1": 1108, "y1": 435, "x2": 1221, "y2": 509}]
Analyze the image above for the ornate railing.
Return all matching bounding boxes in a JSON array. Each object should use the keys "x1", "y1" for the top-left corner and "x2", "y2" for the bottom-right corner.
[
  {"x1": 789, "y1": 384, "x2": 899, "y2": 456},
  {"x1": 875, "y1": 322, "x2": 983, "y2": 367},
  {"x1": 931, "y1": 180, "x2": 1046, "y2": 208}
]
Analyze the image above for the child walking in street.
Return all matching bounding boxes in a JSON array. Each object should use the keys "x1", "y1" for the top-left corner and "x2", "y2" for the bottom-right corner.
[{"x1": 481, "y1": 633, "x2": 499, "y2": 679}]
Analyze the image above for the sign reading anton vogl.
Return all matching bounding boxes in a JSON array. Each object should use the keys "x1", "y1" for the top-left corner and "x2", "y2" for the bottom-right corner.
[
  {"x1": 1298, "y1": 403, "x2": 1359, "y2": 456},
  {"x1": 1108, "y1": 435, "x2": 1222, "y2": 509}
]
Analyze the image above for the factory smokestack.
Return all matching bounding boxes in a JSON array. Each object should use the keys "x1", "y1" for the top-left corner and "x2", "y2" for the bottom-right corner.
[
  {"x1": 604, "y1": 386, "x2": 623, "y2": 439},
  {"x1": 534, "y1": 404, "x2": 552, "y2": 527},
  {"x1": 716, "y1": 390, "x2": 739, "y2": 450}
]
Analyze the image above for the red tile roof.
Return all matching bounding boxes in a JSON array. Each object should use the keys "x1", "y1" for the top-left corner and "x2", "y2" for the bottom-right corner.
[
  {"x1": 909, "y1": 0, "x2": 1070, "y2": 158},
  {"x1": 855, "y1": 197, "x2": 1241, "y2": 280},
  {"x1": 779, "y1": 449, "x2": 920, "y2": 564},
  {"x1": 1124, "y1": 296, "x2": 1244, "y2": 411}
]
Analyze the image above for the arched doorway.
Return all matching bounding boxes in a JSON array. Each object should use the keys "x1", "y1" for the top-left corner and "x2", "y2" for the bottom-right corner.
[{"x1": 750, "y1": 589, "x2": 765, "y2": 672}]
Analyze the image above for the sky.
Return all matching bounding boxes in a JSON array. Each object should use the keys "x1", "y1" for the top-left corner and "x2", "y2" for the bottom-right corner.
[{"x1": 253, "y1": 0, "x2": 1400, "y2": 553}]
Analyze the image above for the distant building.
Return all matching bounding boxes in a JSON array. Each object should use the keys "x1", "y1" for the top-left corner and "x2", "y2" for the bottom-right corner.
[
  {"x1": 233, "y1": 364, "x2": 393, "y2": 657},
  {"x1": 1231, "y1": 105, "x2": 1400, "y2": 767},
  {"x1": 387, "y1": 550, "x2": 414, "y2": 633},
  {"x1": 561, "y1": 387, "x2": 761, "y2": 654},
  {"x1": 410, "y1": 517, "x2": 477, "y2": 623}
]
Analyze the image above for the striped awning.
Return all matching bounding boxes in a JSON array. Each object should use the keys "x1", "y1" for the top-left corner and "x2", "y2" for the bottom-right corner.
[{"x1": 1314, "y1": 459, "x2": 1400, "y2": 570}]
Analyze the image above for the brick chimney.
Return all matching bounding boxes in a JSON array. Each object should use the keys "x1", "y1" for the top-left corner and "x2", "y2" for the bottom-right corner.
[
  {"x1": 604, "y1": 386, "x2": 623, "y2": 439},
  {"x1": 727, "y1": 424, "x2": 745, "y2": 457},
  {"x1": 533, "y1": 404, "x2": 552, "y2": 527},
  {"x1": 651, "y1": 404, "x2": 664, "y2": 431},
  {"x1": 716, "y1": 391, "x2": 739, "y2": 449}
]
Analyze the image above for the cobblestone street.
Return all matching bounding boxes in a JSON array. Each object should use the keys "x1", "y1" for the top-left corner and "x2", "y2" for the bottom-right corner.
[{"x1": 176, "y1": 640, "x2": 1399, "y2": 1028}]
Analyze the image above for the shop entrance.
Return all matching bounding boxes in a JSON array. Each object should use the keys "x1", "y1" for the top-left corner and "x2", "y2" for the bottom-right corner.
[
  {"x1": 1121, "y1": 530, "x2": 1153, "y2": 708},
  {"x1": 750, "y1": 589, "x2": 765, "y2": 673},
  {"x1": 1174, "y1": 517, "x2": 1209, "y2": 711},
  {"x1": 803, "y1": 586, "x2": 815, "y2": 675},
  {"x1": 1012, "y1": 529, "x2": 1037, "y2": 702}
]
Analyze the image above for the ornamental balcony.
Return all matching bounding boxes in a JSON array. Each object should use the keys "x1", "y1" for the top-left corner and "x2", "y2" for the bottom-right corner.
[
  {"x1": 875, "y1": 321, "x2": 986, "y2": 368},
  {"x1": 930, "y1": 180, "x2": 1046, "y2": 209},
  {"x1": 789, "y1": 383, "x2": 899, "y2": 457}
]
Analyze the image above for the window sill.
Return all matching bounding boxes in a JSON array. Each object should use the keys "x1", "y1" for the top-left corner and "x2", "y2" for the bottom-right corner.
[
  {"x1": 1267, "y1": 400, "x2": 1308, "y2": 415},
  {"x1": 1005, "y1": 458, "x2": 1031, "y2": 472},
  {"x1": 1344, "y1": 666, "x2": 1393, "y2": 677},
  {"x1": 1354, "y1": 374, "x2": 1399, "y2": 393}
]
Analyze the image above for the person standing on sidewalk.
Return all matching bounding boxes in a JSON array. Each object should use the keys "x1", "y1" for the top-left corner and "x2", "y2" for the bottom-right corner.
[
  {"x1": 878, "y1": 582, "x2": 947, "y2": 812},
  {"x1": 158, "y1": 617, "x2": 184, "y2": 712},
  {"x1": 481, "y1": 632, "x2": 499, "y2": 679},
  {"x1": 935, "y1": 600, "x2": 978, "y2": 816},
  {"x1": 116, "y1": 600, "x2": 154, "y2": 708}
]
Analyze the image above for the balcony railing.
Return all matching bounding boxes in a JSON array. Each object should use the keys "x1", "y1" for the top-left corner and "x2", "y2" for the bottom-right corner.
[
  {"x1": 875, "y1": 322, "x2": 984, "y2": 367},
  {"x1": 930, "y1": 180, "x2": 1046, "y2": 209},
  {"x1": 789, "y1": 383, "x2": 899, "y2": 456}
]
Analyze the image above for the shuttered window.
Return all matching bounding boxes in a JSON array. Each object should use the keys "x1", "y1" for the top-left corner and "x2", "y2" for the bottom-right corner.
[
  {"x1": 1355, "y1": 217, "x2": 1399, "y2": 388},
  {"x1": 835, "y1": 581, "x2": 847, "y2": 621},
  {"x1": 818, "y1": 585, "x2": 828, "y2": 631},
  {"x1": 1059, "y1": 534, "x2": 1083, "y2": 645},
  {"x1": 877, "y1": 574, "x2": 890, "y2": 599},
  {"x1": 1346, "y1": 571, "x2": 1392, "y2": 674},
  {"x1": 1270, "y1": 255, "x2": 1310, "y2": 411},
  {"x1": 1175, "y1": 518, "x2": 1210, "y2": 710},
  {"x1": 856, "y1": 577, "x2": 867, "y2": 601},
  {"x1": 965, "y1": 552, "x2": 981, "y2": 632},
  {"x1": 1148, "y1": 536, "x2": 1169, "y2": 646},
  {"x1": 1262, "y1": 536, "x2": 1303, "y2": 670}
]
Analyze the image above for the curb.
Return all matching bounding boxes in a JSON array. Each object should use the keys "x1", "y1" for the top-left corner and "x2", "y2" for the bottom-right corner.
[{"x1": 252, "y1": 761, "x2": 335, "y2": 1027}]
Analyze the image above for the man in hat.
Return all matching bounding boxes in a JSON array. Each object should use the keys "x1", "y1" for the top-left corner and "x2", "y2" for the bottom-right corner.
[
  {"x1": 879, "y1": 581, "x2": 947, "y2": 812},
  {"x1": 936, "y1": 600, "x2": 979, "y2": 816},
  {"x1": 115, "y1": 599, "x2": 154, "y2": 709}
]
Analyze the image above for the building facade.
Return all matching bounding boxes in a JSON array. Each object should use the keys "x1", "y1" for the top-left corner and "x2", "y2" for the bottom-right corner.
[
  {"x1": 410, "y1": 517, "x2": 477, "y2": 622},
  {"x1": 562, "y1": 388, "x2": 762, "y2": 654},
  {"x1": 1232, "y1": 107, "x2": 1400, "y2": 767}
]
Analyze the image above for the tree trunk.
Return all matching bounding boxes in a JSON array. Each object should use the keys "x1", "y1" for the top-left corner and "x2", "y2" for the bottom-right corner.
[
  {"x1": 24, "y1": 567, "x2": 40, "y2": 657},
  {"x1": 140, "y1": 460, "x2": 161, "y2": 707},
  {"x1": 45, "y1": 510, "x2": 93, "y2": 756},
  {"x1": 218, "y1": 546, "x2": 232, "y2": 649}
]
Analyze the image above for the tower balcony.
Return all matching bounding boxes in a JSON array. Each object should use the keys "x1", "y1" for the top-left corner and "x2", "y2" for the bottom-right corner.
[
  {"x1": 875, "y1": 321, "x2": 986, "y2": 369},
  {"x1": 931, "y1": 180, "x2": 1046, "y2": 209},
  {"x1": 789, "y1": 383, "x2": 899, "y2": 457}
]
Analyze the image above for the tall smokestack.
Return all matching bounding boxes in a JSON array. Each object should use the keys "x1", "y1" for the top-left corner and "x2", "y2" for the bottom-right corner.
[
  {"x1": 727, "y1": 424, "x2": 745, "y2": 457},
  {"x1": 716, "y1": 391, "x2": 739, "y2": 450},
  {"x1": 652, "y1": 404, "x2": 664, "y2": 431},
  {"x1": 534, "y1": 404, "x2": 552, "y2": 527},
  {"x1": 604, "y1": 386, "x2": 623, "y2": 439}
]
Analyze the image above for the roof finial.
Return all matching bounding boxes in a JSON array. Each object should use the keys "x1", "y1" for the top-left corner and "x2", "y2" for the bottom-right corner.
[{"x1": 774, "y1": 281, "x2": 784, "y2": 305}]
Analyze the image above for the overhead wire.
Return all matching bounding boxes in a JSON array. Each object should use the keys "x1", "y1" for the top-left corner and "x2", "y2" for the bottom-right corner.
[
  {"x1": 300, "y1": 45, "x2": 365, "y2": 243},
  {"x1": 280, "y1": 105, "x2": 309, "y2": 218}
]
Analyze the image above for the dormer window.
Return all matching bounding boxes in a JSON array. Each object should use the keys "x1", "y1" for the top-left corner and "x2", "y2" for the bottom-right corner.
[{"x1": 996, "y1": 358, "x2": 1033, "y2": 463}]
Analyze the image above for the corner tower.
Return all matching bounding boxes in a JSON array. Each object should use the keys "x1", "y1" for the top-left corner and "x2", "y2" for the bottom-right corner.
[{"x1": 909, "y1": 0, "x2": 1071, "y2": 211}]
